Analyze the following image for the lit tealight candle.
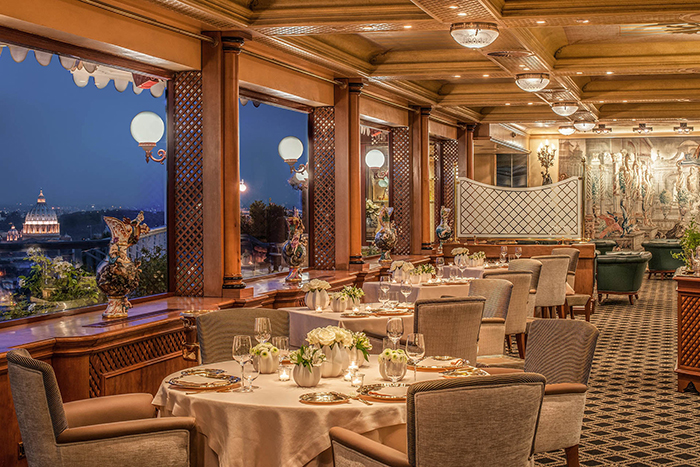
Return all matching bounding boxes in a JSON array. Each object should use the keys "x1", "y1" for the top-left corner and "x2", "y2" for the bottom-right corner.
[
  {"x1": 343, "y1": 368, "x2": 354, "y2": 381},
  {"x1": 351, "y1": 373, "x2": 365, "y2": 388},
  {"x1": 352, "y1": 306, "x2": 359, "y2": 312},
  {"x1": 315, "y1": 306, "x2": 323, "y2": 313},
  {"x1": 278, "y1": 365, "x2": 290, "y2": 382}
]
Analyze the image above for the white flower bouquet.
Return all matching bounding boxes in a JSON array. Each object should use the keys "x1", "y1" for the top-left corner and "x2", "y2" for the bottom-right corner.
[
  {"x1": 301, "y1": 279, "x2": 331, "y2": 292},
  {"x1": 306, "y1": 325, "x2": 354, "y2": 348},
  {"x1": 350, "y1": 332, "x2": 372, "y2": 364},
  {"x1": 389, "y1": 261, "x2": 405, "y2": 271},
  {"x1": 379, "y1": 348, "x2": 408, "y2": 363},
  {"x1": 252, "y1": 342, "x2": 279, "y2": 358},
  {"x1": 339, "y1": 285, "x2": 365, "y2": 301},
  {"x1": 289, "y1": 345, "x2": 326, "y2": 372},
  {"x1": 378, "y1": 348, "x2": 408, "y2": 381},
  {"x1": 452, "y1": 247, "x2": 470, "y2": 256},
  {"x1": 252, "y1": 342, "x2": 280, "y2": 373}
]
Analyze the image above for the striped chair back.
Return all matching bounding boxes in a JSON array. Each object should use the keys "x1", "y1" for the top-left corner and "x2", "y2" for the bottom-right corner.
[
  {"x1": 524, "y1": 319, "x2": 599, "y2": 385},
  {"x1": 531, "y1": 255, "x2": 570, "y2": 308},
  {"x1": 552, "y1": 247, "x2": 580, "y2": 288},
  {"x1": 482, "y1": 270, "x2": 532, "y2": 335},
  {"x1": 197, "y1": 308, "x2": 290, "y2": 364},
  {"x1": 467, "y1": 278, "x2": 513, "y2": 320},
  {"x1": 508, "y1": 259, "x2": 542, "y2": 291}
]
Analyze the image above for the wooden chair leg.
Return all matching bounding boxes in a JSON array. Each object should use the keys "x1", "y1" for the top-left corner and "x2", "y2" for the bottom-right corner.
[
  {"x1": 597, "y1": 293, "x2": 603, "y2": 304},
  {"x1": 505, "y1": 335, "x2": 512, "y2": 353},
  {"x1": 628, "y1": 294, "x2": 635, "y2": 305},
  {"x1": 515, "y1": 333, "x2": 526, "y2": 359},
  {"x1": 557, "y1": 305, "x2": 566, "y2": 319},
  {"x1": 584, "y1": 299, "x2": 592, "y2": 322},
  {"x1": 565, "y1": 445, "x2": 580, "y2": 467}
]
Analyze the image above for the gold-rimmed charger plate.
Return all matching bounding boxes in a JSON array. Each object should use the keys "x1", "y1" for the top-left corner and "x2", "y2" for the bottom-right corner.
[
  {"x1": 357, "y1": 383, "x2": 410, "y2": 402},
  {"x1": 299, "y1": 392, "x2": 350, "y2": 405},
  {"x1": 168, "y1": 372, "x2": 240, "y2": 389},
  {"x1": 408, "y1": 357, "x2": 466, "y2": 372},
  {"x1": 440, "y1": 367, "x2": 489, "y2": 378},
  {"x1": 340, "y1": 312, "x2": 373, "y2": 318},
  {"x1": 375, "y1": 310, "x2": 413, "y2": 317}
]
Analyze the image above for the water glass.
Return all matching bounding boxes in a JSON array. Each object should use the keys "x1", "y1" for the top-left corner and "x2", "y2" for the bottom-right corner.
[
  {"x1": 232, "y1": 335, "x2": 252, "y2": 390},
  {"x1": 406, "y1": 333, "x2": 425, "y2": 382},
  {"x1": 500, "y1": 246, "x2": 508, "y2": 265},
  {"x1": 272, "y1": 336, "x2": 289, "y2": 362},
  {"x1": 384, "y1": 360, "x2": 405, "y2": 386},
  {"x1": 515, "y1": 247, "x2": 522, "y2": 259},
  {"x1": 378, "y1": 289, "x2": 389, "y2": 309},
  {"x1": 449, "y1": 267, "x2": 458, "y2": 281},
  {"x1": 386, "y1": 292, "x2": 400, "y2": 310},
  {"x1": 400, "y1": 280, "x2": 412, "y2": 304},
  {"x1": 254, "y1": 317, "x2": 272, "y2": 344},
  {"x1": 241, "y1": 361, "x2": 260, "y2": 393},
  {"x1": 436, "y1": 266, "x2": 444, "y2": 282},
  {"x1": 386, "y1": 317, "x2": 404, "y2": 347}
]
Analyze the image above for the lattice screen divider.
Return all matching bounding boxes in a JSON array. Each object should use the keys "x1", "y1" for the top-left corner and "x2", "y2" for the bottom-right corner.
[
  {"x1": 390, "y1": 127, "x2": 411, "y2": 255},
  {"x1": 441, "y1": 139, "x2": 459, "y2": 233},
  {"x1": 311, "y1": 107, "x2": 336, "y2": 270},
  {"x1": 172, "y1": 72, "x2": 204, "y2": 295}
]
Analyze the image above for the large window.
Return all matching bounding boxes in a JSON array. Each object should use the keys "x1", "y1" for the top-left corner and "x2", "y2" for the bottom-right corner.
[
  {"x1": 0, "y1": 45, "x2": 167, "y2": 321},
  {"x1": 361, "y1": 125, "x2": 390, "y2": 256},
  {"x1": 496, "y1": 154, "x2": 528, "y2": 187},
  {"x1": 239, "y1": 100, "x2": 309, "y2": 278}
]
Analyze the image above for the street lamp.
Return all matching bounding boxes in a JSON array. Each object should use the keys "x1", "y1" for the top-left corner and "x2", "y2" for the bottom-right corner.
[
  {"x1": 130, "y1": 111, "x2": 166, "y2": 164},
  {"x1": 278, "y1": 136, "x2": 308, "y2": 190}
]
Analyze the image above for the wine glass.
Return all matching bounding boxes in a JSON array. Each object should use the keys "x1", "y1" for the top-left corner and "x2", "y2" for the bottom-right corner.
[
  {"x1": 378, "y1": 289, "x2": 389, "y2": 309},
  {"x1": 400, "y1": 280, "x2": 412, "y2": 304},
  {"x1": 379, "y1": 275, "x2": 391, "y2": 293},
  {"x1": 436, "y1": 266, "x2": 444, "y2": 282},
  {"x1": 254, "y1": 317, "x2": 272, "y2": 344},
  {"x1": 272, "y1": 336, "x2": 289, "y2": 363},
  {"x1": 500, "y1": 246, "x2": 508, "y2": 265},
  {"x1": 514, "y1": 246, "x2": 522, "y2": 260},
  {"x1": 406, "y1": 333, "x2": 426, "y2": 382},
  {"x1": 385, "y1": 359, "x2": 404, "y2": 387},
  {"x1": 232, "y1": 335, "x2": 252, "y2": 390},
  {"x1": 449, "y1": 266, "x2": 458, "y2": 282},
  {"x1": 457, "y1": 255, "x2": 467, "y2": 281},
  {"x1": 241, "y1": 361, "x2": 260, "y2": 393},
  {"x1": 436, "y1": 257, "x2": 445, "y2": 268},
  {"x1": 386, "y1": 317, "x2": 404, "y2": 349},
  {"x1": 386, "y1": 292, "x2": 400, "y2": 311}
]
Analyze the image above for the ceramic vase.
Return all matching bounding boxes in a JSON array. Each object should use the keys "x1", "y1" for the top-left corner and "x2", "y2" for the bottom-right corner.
[
  {"x1": 374, "y1": 206, "x2": 397, "y2": 266},
  {"x1": 282, "y1": 208, "x2": 308, "y2": 283},
  {"x1": 410, "y1": 274, "x2": 421, "y2": 285},
  {"x1": 330, "y1": 296, "x2": 348, "y2": 312},
  {"x1": 293, "y1": 365, "x2": 322, "y2": 387},
  {"x1": 435, "y1": 206, "x2": 453, "y2": 254},
  {"x1": 97, "y1": 213, "x2": 149, "y2": 319},
  {"x1": 379, "y1": 359, "x2": 407, "y2": 381},
  {"x1": 320, "y1": 344, "x2": 346, "y2": 377},
  {"x1": 305, "y1": 290, "x2": 330, "y2": 311},
  {"x1": 254, "y1": 355, "x2": 279, "y2": 374}
]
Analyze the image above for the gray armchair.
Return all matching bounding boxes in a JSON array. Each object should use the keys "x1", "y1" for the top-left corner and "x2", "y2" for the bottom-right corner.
[
  {"x1": 509, "y1": 258, "x2": 543, "y2": 325},
  {"x1": 553, "y1": 247, "x2": 594, "y2": 321},
  {"x1": 197, "y1": 308, "x2": 290, "y2": 364},
  {"x1": 482, "y1": 270, "x2": 532, "y2": 359},
  {"x1": 330, "y1": 373, "x2": 547, "y2": 467},
  {"x1": 7, "y1": 348, "x2": 196, "y2": 467},
  {"x1": 531, "y1": 255, "x2": 570, "y2": 319},
  {"x1": 468, "y1": 278, "x2": 513, "y2": 356},
  {"x1": 414, "y1": 297, "x2": 485, "y2": 365}
]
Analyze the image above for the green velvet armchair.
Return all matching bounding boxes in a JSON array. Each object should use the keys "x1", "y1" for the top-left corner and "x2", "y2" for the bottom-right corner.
[
  {"x1": 641, "y1": 239, "x2": 684, "y2": 278},
  {"x1": 591, "y1": 239, "x2": 617, "y2": 255},
  {"x1": 596, "y1": 251, "x2": 652, "y2": 304}
]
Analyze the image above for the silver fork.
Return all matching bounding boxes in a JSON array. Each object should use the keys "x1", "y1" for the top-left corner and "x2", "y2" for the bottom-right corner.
[{"x1": 333, "y1": 391, "x2": 373, "y2": 405}]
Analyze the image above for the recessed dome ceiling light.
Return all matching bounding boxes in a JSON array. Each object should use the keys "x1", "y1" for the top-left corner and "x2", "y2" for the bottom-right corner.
[
  {"x1": 574, "y1": 122, "x2": 596, "y2": 132},
  {"x1": 558, "y1": 125, "x2": 576, "y2": 135},
  {"x1": 515, "y1": 73, "x2": 550, "y2": 92},
  {"x1": 450, "y1": 22, "x2": 500, "y2": 49},
  {"x1": 551, "y1": 102, "x2": 579, "y2": 116}
]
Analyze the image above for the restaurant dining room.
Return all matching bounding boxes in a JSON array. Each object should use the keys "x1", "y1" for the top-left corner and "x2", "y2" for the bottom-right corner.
[{"x1": 3, "y1": 1, "x2": 700, "y2": 466}]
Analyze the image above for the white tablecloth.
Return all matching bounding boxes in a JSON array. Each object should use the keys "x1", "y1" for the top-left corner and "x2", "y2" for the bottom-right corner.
[
  {"x1": 286, "y1": 306, "x2": 415, "y2": 348},
  {"x1": 152, "y1": 356, "x2": 437, "y2": 467},
  {"x1": 363, "y1": 281, "x2": 471, "y2": 304},
  {"x1": 441, "y1": 265, "x2": 486, "y2": 280}
]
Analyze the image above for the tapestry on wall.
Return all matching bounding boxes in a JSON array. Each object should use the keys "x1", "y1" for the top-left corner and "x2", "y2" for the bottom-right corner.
[{"x1": 558, "y1": 137, "x2": 700, "y2": 243}]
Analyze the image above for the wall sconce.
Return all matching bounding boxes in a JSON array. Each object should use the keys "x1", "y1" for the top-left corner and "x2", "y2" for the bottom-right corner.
[
  {"x1": 239, "y1": 179, "x2": 247, "y2": 192},
  {"x1": 365, "y1": 149, "x2": 388, "y2": 180},
  {"x1": 278, "y1": 136, "x2": 308, "y2": 190},
  {"x1": 130, "y1": 111, "x2": 166, "y2": 164}
]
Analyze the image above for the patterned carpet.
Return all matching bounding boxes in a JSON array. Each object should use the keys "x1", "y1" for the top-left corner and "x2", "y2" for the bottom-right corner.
[{"x1": 535, "y1": 278, "x2": 700, "y2": 467}]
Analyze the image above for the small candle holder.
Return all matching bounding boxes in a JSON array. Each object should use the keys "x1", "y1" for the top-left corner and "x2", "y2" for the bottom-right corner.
[
  {"x1": 351, "y1": 373, "x2": 365, "y2": 388},
  {"x1": 315, "y1": 306, "x2": 323, "y2": 313},
  {"x1": 277, "y1": 364, "x2": 291, "y2": 382},
  {"x1": 343, "y1": 361, "x2": 359, "y2": 381}
]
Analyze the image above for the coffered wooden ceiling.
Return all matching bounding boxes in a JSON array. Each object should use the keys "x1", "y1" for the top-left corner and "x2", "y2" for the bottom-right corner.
[{"x1": 147, "y1": 0, "x2": 700, "y2": 127}]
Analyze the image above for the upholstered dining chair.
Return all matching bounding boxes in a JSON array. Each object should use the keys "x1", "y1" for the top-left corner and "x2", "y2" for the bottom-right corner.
[
  {"x1": 7, "y1": 348, "x2": 196, "y2": 467},
  {"x1": 508, "y1": 258, "x2": 542, "y2": 322},
  {"x1": 467, "y1": 278, "x2": 513, "y2": 356},
  {"x1": 553, "y1": 247, "x2": 594, "y2": 322},
  {"x1": 197, "y1": 308, "x2": 290, "y2": 364},
  {"x1": 531, "y1": 255, "x2": 570, "y2": 319},
  {"x1": 329, "y1": 373, "x2": 547, "y2": 467},
  {"x1": 413, "y1": 297, "x2": 485, "y2": 365},
  {"x1": 482, "y1": 270, "x2": 533, "y2": 359}
]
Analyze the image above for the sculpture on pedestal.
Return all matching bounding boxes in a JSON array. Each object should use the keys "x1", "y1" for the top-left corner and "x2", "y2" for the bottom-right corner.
[
  {"x1": 435, "y1": 206, "x2": 453, "y2": 254},
  {"x1": 374, "y1": 206, "x2": 397, "y2": 266},
  {"x1": 282, "y1": 208, "x2": 307, "y2": 283}
]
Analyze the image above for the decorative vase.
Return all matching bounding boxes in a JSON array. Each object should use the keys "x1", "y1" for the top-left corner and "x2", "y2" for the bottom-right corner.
[
  {"x1": 293, "y1": 365, "x2": 322, "y2": 387},
  {"x1": 379, "y1": 359, "x2": 407, "y2": 382},
  {"x1": 330, "y1": 296, "x2": 348, "y2": 312},
  {"x1": 422, "y1": 273, "x2": 431, "y2": 282},
  {"x1": 374, "y1": 206, "x2": 397, "y2": 266},
  {"x1": 348, "y1": 297, "x2": 361, "y2": 309},
  {"x1": 282, "y1": 208, "x2": 308, "y2": 283},
  {"x1": 254, "y1": 355, "x2": 279, "y2": 374},
  {"x1": 410, "y1": 274, "x2": 421, "y2": 285},
  {"x1": 96, "y1": 212, "x2": 149, "y2": 319},
  {"x1": 305, "y1": 290, "x2": 330, "y2": 311},
  {"x1": 320, "y1": 344, "x2": 346, "y2": 377},
  {"x1": 348, "y1": 347, "x2": 368, "y2": 368},
  {"x1": 435, "y1": 206, "x2": 453, "y2": 254}
]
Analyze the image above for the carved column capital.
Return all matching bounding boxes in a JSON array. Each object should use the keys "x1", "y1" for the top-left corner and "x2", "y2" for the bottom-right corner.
[{"x1": 222, "y1": 37, "x2": 245, "y2": 54}]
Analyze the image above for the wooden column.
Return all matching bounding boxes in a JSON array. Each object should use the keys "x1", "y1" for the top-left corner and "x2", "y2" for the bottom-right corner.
[
  {"x1": 465, "y1": 124, "x2": 476, "y2": 179},
  {"x1": 348, "y1": 81, "x2": 366, "y2": 268},
  {"x1": 410, "y1": 106, "x2": 432, "y2": 254},
  {"x1": 419, "y1": 108, "x2": 432, "y2": 253},
  {"x1": 221, "y1": 36, "x2": 252, "y2": 297}
]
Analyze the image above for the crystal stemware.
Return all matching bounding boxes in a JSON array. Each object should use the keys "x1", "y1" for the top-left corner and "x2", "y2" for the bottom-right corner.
[
  {"x1": 378, "y1": 289, "x2": 389, "y2": 309},
  {"x1": 406, "y1": 333, "x2": 425, "y2": 382},
  {"x1": 386, "y1": 317, "x2": 404, "y2": 349},
  {"x1": 272, "y1": 336, "x2": 289, "y2": 363},
  {"x1": 241, "y1": 361, "x2": 260, "y2": 393},
  {"x1": 436, "y1": 266, "x2": 444, "y2": 282},
  {"x1": 515, "y1": 246, "x2": 522, "y2": 260},
  {"x1": 232, "y1": 335, "x2": 252, "y2": 390},
  {"x1": 500, "y1": 246, "x2": 508, "y2": 265},
  {"x1": 379, "y1": 275, "x2": 391, "y2": 293},
  {"x1": 400, "y1": 280, "x2": 412, "y2": 304},
  {"x1": 385, "y1": 359, "x2": 404, "y2": 387},
  {"x1": 254, "y1": 317, "x2": 272, "y2": 344},
  {"x1": 386, "y1": 291, "x2": 400, "y2": 311}
]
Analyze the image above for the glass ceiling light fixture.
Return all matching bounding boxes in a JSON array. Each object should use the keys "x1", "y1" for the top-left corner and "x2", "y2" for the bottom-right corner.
[
  {"x1": 574, "y1": 121, "x2": 596, "y2": 132},
  {"x1": 675, "y1": 122, "x2": 694, "y2": 134},
  {"x1": 450, "y1": 22, "x2": 500, "y2": 49},
  {"x1": 365, "y1": 148, "x2": 389, "y2": 181},
  {"x1": 558, "y1": 125, "x2": 576, "y2": 136},
  {"x1": 130, "y1": 111, "x2": 166, "y2": 164},
  {"x1": 239, "y1": 179, "x2": 247, "y2": 193},
  {"x1": 593, "y1": 124, "x2": 611, "y2": 135},
  {"x1": 551, "y1": 102, "x2": 579, "y2": 117},
  {"x1": 633, "y1": 123, "x2": 653, "y2": 134},
  {"x1": 515, "y1": 73, "x2": 550, "y2": 92},
  {"x1": 278, "y1": 136, "x2": 308, "y2": 190}
]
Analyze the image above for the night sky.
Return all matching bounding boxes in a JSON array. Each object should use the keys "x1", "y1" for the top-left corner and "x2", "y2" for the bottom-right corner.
[{"x1": 0, "y1": 48, "x2": 308, "y2": 212}]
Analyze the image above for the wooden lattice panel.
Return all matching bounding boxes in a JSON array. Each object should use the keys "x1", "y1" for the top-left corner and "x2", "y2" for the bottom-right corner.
[
  {"x1": 173, "y1": 72, "x2": 204, "y2": 296},
  {"x1": 311, "y1": 107, "x2": 336, "y2": 270},
  {"x1": 88, "y1": 331, "x2": 186, "y2": 397},
  {"x1": 390, "y1": 127, "x2": 411, "y2": 255},
  {"x1": 679, "y1": 294, "x2": 700, "y2": 369},
  {"x1": 441, "y1": 139, "x2": 459, "y2": 234}
]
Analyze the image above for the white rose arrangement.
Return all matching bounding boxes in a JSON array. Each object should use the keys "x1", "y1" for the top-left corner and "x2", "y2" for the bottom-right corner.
[
  {"x1": 379, "y1": 348, "x2": 408, "y2": 363},
  {"x1": 452, "y1": 247, "x2": 470, "y2": 256},
  {"x1": 339, "y1": 285, "x2": 364, "y2": 301},
  {"x1": 306, "y1": 325, "x2": 354, "y2": 348},
  {"x1": 289, "y1": 345, "x2": 326, "y2": 372},
  {"x1": 389, "y1": 260, "x2": 405, "y2": 272},
  {"x1": 252, "y1": 342, "x2": 279, "y2": 360},
  {"x1": 301, "y1": 279, "x2": 331, "y2": 293},
  {"x1": 419, "y1": 264, "x2": 436, "y2": 274}
]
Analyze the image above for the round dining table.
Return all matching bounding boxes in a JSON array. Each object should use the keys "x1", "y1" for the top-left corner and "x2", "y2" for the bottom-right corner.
[
  {"x1": 152, "y1": 356, "x2": 440, "y2": 467},
  {"x1": 362, "y1": 280, "x2": 471, "y2": 304}
]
